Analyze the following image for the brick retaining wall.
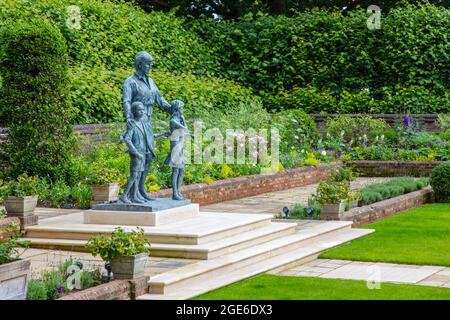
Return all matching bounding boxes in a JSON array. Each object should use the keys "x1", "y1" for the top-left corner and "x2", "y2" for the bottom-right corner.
[
  {"x1": 150, "y1": 162, "x2": 341, "y2": 205},
  {"x1": 321, "y1": 186, "x2": 434, "y2": 226},
  {"x1": 58, "y1": 276, "x2": 148, "y2": 300},
  {"x1": 345, "y1": 160, "x2": 444, "y2": 177}
]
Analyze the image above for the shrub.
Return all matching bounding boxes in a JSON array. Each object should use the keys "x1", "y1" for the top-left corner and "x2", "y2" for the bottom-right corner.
[
  {"x1": 430, "y1": 162, "x2": 450, "y2": 203},
  {"x1": 42, "y1": 270, "x2": 65, "y2": 300},
  {"x1": 0, "y1": 174, "x2": 40, "y2": 197},
  {"x1": 326, "y1": 115, "x2": 387, "y2": 146},
  {"x1": 0, "y1": 222, "x2": 29, "y2": 265},
  {"x1": 271, "y1": 109, "x2": 318, "y2": 153},
  {"x1": 0, "y1": 18, "x2": 75, "y2": 182},
  {"x1": 26, "y1": 280, "x2": 48, "y2": 300},
  {"x1": 316, "y1": 181, "x2": 349, "y2": 204},
  {"x1": 86, "y1": 227, "x2": 151, "y2": 262}
]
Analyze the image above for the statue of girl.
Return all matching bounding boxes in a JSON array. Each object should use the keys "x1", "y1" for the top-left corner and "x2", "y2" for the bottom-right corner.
[{"x1": 165, "y1": 100, "x2": 189, "y2": 200}]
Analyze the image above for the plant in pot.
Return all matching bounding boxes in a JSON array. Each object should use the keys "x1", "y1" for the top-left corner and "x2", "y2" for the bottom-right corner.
[
  {"x1": 87, "y1": 166, "x2": 123, "y2": 202},
  {"x1": 316, "y1": 181, "x2": 350, "y2": 216},
  {"x1": 85, "y1": 227, "x2": 150, "y2": 280},
  {"x1": 0, "y1": 222, "x2": 31, "y2": 300},
  {"x1": 347, "y1": 190, "x2": 362, "y2": 209},
  {"x1": 1, "y1": 173, "x2": 40, "y2": 217}
]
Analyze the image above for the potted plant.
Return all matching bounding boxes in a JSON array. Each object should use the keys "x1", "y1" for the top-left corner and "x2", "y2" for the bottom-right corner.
[
  {"x1": 87, "y1": 167, "x2": 122, "y2": 202},
  {"x1": 1, "y1": 174, "x2": 39, "y2": 217},
  {"x1": 316, "y1": 181, "x2": 350, "y2": 215},
  {"x1": 0, "y1": 222, "x2": 31, "y2": 300},
  {"x1": 347, "y1": 190, "x2": 362, "y2": 209},
  {"x1": 85, "y1": 227, "x2": 150, "y2": 280}
]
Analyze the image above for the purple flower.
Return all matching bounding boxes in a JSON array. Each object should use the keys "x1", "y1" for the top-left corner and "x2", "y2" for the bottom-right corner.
[
  {"x1": 335, "y1": 153, "x2": 341, "y2": 159},
  {"x1": 56, "y1": 286, "x2": 64, "y2": 295},
  {"x1": 403, "y1": 113, "x2": 414, "y2": 129},
  {"x1": 438, "y1": 141, "x2": 446, "y2": 147}
]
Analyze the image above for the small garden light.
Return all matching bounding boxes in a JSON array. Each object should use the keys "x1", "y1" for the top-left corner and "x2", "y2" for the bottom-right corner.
[{"x1": 282, "y1": 206, "x2": 290, "y2": 218}]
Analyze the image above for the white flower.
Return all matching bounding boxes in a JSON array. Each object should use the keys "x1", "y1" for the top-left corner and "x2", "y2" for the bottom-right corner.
[
  {"x1": 294, "y1": 135, "x2": 299, "y2": 139},
  {"x1": 321, "y1": 150, "x2": 327, "y2": 156}
]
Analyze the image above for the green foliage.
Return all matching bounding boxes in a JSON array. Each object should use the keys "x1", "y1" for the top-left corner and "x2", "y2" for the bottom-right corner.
[
  {"x1": 430, "y1": 162, "x2": 450, "y2": 203},
  {"x1": 0, "y1": 222, "x2": 29, "y2": 265},
  {"x1": 288, "y1": 196, "x2": 322, "y2": 220},
  {"x1": 26, "y1": 279, "x2": 48, "y2": 300},
  {"x1": 0, "y1": 17, "x2": 75, "y2": 182},
  {"x1": 42, "y1": 270, "x2": 65, "y2": 300},
  {"x1": 329, "y1": 167, "x2": 357, "y2": 184},
  {"x1": 0, "y1": 173, "x2": 40, "y2": 197},
  {"x1": 86, "y1": 227, "x2": 151, "y2": 262},
  {"x1": 271, "y1": 109, "x2": 318, "y2": 153},
  {"x1": 191, "y1": 4, "x2": 450, "y2": 113},
  {"x1": 316, "y1": 181, "x2": 349, "y2": 204},
  {"x1": 360, "y1": 177, "x2": 430, "y2": 205},
  {"x1": 326, "y1": 115, "x2": 387, "y2": 146},
  {"x1": 87, "y1": 166, "x2": 123, "y2": 185}
]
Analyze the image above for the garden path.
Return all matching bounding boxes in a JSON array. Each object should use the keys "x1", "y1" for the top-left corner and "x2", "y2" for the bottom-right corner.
[
  {"x1": 270, "y1": 259, "x2": 450, "y2": 289},
  {"x1": 201, "y1": 177, "x2": 390, "y2": 216}
]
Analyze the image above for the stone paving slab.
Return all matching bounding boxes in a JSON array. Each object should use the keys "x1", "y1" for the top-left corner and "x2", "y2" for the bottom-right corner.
[
  {"x1": 275, "y1": 259, "x2": 450, "y2": 289},
  {"x1": 201, "y1": 178, "x2": 390, "y2": 216}
]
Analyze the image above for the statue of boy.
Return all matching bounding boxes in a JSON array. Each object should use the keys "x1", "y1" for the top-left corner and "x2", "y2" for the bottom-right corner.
[
  {"x1": 165, "y1": 100, "x2": 189, "y2": 200},
  {"x1": 120, "y1": 102, "x2": 166, "y2": 204}
]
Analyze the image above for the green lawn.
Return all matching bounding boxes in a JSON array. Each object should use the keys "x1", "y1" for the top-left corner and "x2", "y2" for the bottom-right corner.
[
  {"x1": 195, "y1": 275, "x2": 450, "y2": 300},
  {"x1": 320, "y1": 204, "x2": 450, "y2": 266}
]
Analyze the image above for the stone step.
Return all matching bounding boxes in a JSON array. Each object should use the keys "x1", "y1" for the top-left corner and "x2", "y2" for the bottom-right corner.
[
  {"x1": 140, "y1": 221, "x2": 357, "y2": 297},
  {"x1": 138, "y1": 227, "x2": 373, "y2": 300},
  {"x1": 25, "y1": 212, "x2": 273, "y2": 245},
  {"x1": 22, "y1": 222, "x2": 297, "y2": 259},
  {"x1": 149, "y1": 222, "x2": 297, "y2": 259}
]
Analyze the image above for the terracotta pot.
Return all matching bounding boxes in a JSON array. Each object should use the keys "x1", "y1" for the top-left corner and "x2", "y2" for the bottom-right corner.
[
  {"x1": 0, "y1": 259, "x2": 31, "y2": 300},
  {"x1": 91, "y1": 183, "x2": 119, "y2": 202},
  {"x1": 110, "y1": 253, "x2": 147, "y2": 280},
  {"x1": 4, "y1": 196, "x2": 38, "y2": 217},
  {"x1": 321, "y1": 199, "x2": 347, "y2": 215}
]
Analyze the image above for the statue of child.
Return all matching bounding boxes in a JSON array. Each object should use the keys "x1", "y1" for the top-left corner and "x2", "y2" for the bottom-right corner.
[{"x1": 165, "y1": 100, "x2": 189, "y2": 200}]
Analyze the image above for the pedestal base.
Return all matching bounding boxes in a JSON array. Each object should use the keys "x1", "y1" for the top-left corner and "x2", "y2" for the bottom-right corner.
[
  {"x1": 84, "y1": 203, "x2": 199, "y2": 226},
  {"x1": 91, "y1": 198, "x2": 191, "y2": 212}
]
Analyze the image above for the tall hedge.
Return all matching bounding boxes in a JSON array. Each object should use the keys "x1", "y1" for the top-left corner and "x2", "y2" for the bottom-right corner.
[
  {"x1": 190, "y1": 4, "x2": 450, "y2": 113},
  {"x1": 0, "y1": 18, "x2": 75, "y2": 182}
]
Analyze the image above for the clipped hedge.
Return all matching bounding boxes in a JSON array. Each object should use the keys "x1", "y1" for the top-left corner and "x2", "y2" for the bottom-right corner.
[
  {"x1": 191, "y1": 4, "x2": 450, "y2": 113},
  {"x1": 0, "y1": 18, "x2": 75, "y2": 182},
  {"x1": 430, "y1": 162, "x2": 450, "y2": 203}
]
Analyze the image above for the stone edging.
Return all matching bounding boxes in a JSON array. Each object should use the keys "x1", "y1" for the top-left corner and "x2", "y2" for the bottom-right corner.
[
  {"x1": 150, "y1": 162, "x2": 342, "y2": 205},
  {"x1": 57, "y1": 276, "x2": 148, "y2": 300},
  {"x1": 344, "y1": 160, "x2": 444, "y2": 177},
  {"x1": 321, "y1": 186, "x2": 434, "y2": 226}
]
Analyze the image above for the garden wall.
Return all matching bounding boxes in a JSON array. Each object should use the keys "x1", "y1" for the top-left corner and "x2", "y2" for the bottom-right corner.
[
  {"x1": 151, "y1": 162, "x2": 341, "y2": 205},
  {"x1": 58, "y1": 276, "x2": 148, "y2": 300},
  {"x1": 313, "y1": 114, "x2": 447, "y2": 133},
  {"x1": 345, "y1": 160, "x2": 444, "y2": 177},
  {"x1": 321, "y1": 186, "x2": 433, "y2": 226}
]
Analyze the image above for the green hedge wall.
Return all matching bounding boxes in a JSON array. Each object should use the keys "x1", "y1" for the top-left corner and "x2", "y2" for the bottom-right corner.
[
  {"x1": 0, "y1": 18, "x2": 75, "y2": 182},
  {"x1": 190, "y1": 4, "x2": 450, "y2": 113}
]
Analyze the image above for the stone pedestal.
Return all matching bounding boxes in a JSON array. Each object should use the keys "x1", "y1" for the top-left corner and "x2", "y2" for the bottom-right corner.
[{"x1": 84, "y1": 202, "x2": 199, "y2": 226}]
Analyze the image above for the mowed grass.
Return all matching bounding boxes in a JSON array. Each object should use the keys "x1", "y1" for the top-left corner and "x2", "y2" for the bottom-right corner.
[
  {"x1": 319, "y1": 204, "x2": 450, "y2": 266},
  {"x1": 195, "y1": 275, "x2": 450, "y2": 300}
]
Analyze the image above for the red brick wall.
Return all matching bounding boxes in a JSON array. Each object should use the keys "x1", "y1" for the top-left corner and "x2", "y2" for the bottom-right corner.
[
  {"x1": 323, "y1": 186, "x2": 434, "y2": 226},
  {"x1": 58, "y1": 276, "x2": 149, "y2": 300},
  {"x1": 345, "y1": 161, "x2": 444, "y2": 177},
  {"x1": 151, "y1": 162, "x2": 341, "y2": 205}
]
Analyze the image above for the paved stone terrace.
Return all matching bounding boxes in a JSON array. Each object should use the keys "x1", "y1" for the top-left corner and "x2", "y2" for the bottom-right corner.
[
  {"x1": 2, "y1": 177, "x2": 389, "y2": 280},
  {"x1": 201, "y1": 177, "x2": 390, "y2": 216},
  {"x1": 271, "y1": 259, "x2": 450, "y2": 289}
]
